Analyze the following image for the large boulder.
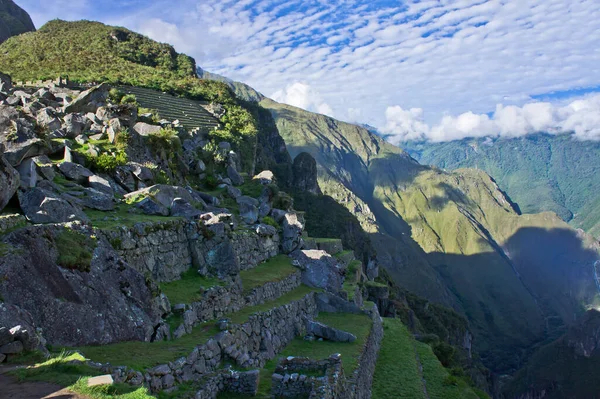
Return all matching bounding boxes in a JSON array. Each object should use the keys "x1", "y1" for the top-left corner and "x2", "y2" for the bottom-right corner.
[
  {"x1": 81, "y1": 187, "x2": 115, "y2": 211},
  {"x1": 136, "y1": 197, "x2": 169, "y2": 216},
  {"x1": 125, "y1": 185, "x2": 196, "y2": 209},
  {"x1": 291, "y1": 250, "x2": 344, "y2": 292},
  {"x1": 36, "y1": 108, "x2": 62, "y2": 132},
  {"x1": 306, "y1": 320, "x2": 356, "y2": 342},
  {"x1": 282, "y1": 212, "x2": 304, "y2": 253},
  {"x1": 132, "y1": 122, "x2": 161, "y2": 137},
  {"x1": 64, "y1": 83, "x2": 109, "y2": 114},
  {"x1": 18, "y1": 187, "x2": 88, "y2": 224},
  {"x1": 227, "y1": 164, "x2": 244, "y2": 186},
  {"x1": 0, "y1": 226, "x2": 162, "y2": 346},
  {"x1": 57, "y1": 161, "x2": 94, "y2": 184},
  {"x1": 236, "y1": 195, "x2": 259, "y2": 224},
  {"x1": 0, "y1": 148, "x2": 19, "y2": 211},
  {"x1": 1, "y1": 110, "x2": 50, "y2": 166},
  {"x1": 292, "y1": 152, "x2": 321, "y2": 195},
  {"x1": 62, "y1": 113, "x2": 87, "y2": 138},
  {"x1": 170, "y1": 198, "x2": 202, "y2": 219}
]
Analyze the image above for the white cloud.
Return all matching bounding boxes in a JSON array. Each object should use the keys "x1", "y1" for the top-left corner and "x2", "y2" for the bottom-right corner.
[
  {"x1": 21, "y1": 0, "x2": 600, "y2": 135},
  {"x1": 382, "y1": 94, "x2": 600, "y2": 142},
  {"x1": 271, "y1": 82, "x2": 334, "y2": 117}
]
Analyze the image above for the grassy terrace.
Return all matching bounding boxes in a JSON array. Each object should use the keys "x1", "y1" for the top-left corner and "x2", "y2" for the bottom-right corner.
[
  {"x1": 86, "y1": 206, "x2": 182, "y2": 230},
  {"x1": 76, "y1": 285, "x2": 316, "y2": 371},
  {"x1": 11, "y1": 353, "x2": 156, "y2": 399},
  {"x1": 372, "y1": 319, "x2": 486, "y2": 399},
  {"x1": 239, "y1": 311, "x2": 374, "y2": 399},
  {"x1": 342, "y1": 260, "x2": 362, "y2": 301},
  {"x1": 160, "y1": 268, "x2": 225, "y2": 305},
  {"x1": 239, "y1": 255, "x2": 298, "y2": 294}
]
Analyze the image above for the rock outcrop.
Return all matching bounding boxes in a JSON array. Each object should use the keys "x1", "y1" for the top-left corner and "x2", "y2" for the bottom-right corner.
[
  {"x1": 0, "y1": 0, "x2": 35, "y2": 44},
  {"x1": 292, "y1": 152, "x2": 321, "y2": 195},
  {"x1": 0, "y1": 225, "x2": 162, "y2": 346},
  {"x1": 0, "y1": 146, "x2": 18, "y2": 211}
]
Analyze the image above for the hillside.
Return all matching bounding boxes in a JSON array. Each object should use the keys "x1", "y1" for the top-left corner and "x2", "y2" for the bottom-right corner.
[
  {"x1": 248, "y1": 98, "x2": 600, "y2": 372},
  {"x1": 505, "y1": 309, "x2": 600, "y2": 398},
  {"x1": 0, "y1": 0, "x2": 35, "y2": 44},
  {"x1": 196, "y1": 70, "x2": 600, "y2": 372},
  {"x1": 403, "y1": 134, "x2": 600, "y2": 238}
]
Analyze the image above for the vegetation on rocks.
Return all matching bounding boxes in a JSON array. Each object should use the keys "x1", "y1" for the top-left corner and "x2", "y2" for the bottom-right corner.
[
  {"x1": 159, "y1": 268, "x2": 224, "y2": 305},
  {"x1": 55, "y1": 229, "x2": 97, "y2": 272}
]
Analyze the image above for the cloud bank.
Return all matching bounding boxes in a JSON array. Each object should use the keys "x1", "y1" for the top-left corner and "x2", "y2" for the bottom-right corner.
[
  {"x1": 20, "y1": 0, "x2": 600, "y2": 142},
  {"x1": 383, "y1": 95, "x2": 600, "y2": 143}
]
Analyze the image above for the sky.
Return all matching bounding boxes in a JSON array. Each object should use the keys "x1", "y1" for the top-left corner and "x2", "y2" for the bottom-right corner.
[{"x1": 17, "y1": 0, "x2": 600, "y2": 142}]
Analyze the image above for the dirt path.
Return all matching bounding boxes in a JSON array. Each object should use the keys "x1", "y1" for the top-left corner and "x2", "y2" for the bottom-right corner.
[{"x1": 0, "y1": 367, "x2": 88, "y2": 399}]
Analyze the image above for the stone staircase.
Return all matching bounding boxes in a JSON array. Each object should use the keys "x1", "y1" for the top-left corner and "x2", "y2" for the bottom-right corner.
[{"x1": 117, "y1": 86, "x2": 221, "y2": 133}]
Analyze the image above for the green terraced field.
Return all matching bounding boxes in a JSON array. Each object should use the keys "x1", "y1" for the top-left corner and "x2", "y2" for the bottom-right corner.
[{"x1": 119, "y1": 86, "x2": 220, "y2": 132}]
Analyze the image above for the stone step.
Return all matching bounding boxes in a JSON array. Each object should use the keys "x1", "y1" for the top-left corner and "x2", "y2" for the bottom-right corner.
[{"x1": 313, "y1": 238, "x2": 344, "y2": 255}]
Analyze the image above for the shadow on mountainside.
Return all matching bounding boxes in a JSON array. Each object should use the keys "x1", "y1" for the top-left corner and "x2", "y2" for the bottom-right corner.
[{"x1": 388, "y1": 226, "x2": 600, "y2": 373}]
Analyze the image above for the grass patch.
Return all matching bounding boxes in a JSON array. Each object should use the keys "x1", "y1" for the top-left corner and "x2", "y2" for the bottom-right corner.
[
  {"x1": 415, "y1": 342, "x2": 483, "y2": 399},
  {"x1": 55, "y1": 229, "x2": 97, "y2": 272},
  {"x1": 160, "y1": 268, "x2": 225, "y2": 305},
  {"x1": 372, "y1": 318, "x2": 426, "y2": 399},
  {"x1": 11, "y1": 352, "x2": 156, "y2": 399},
  {"x1": 239, "y1": 255, "x2": 297, "y2": 294},
  {"x1": 313, "y1": 237, "x2": 341, "y2": 244},
  {"x1": 77, "y1": 322, "x2": 220, "y2": 371},
  {"x1": 239, "y1": 179, "x2": 264, "y2": 198},
  {"x1": 365, "y1": 281, "x2": 388, "y2": 288},
  {"x1": 77, "y1": 286, "x2": 317, "y2": 371},
  {"x1": 85, "y1": 206, "x2": 181, "y2": 230},
  {"x1": 229, "y1": 285, "x2": 316, "y2": 324}
]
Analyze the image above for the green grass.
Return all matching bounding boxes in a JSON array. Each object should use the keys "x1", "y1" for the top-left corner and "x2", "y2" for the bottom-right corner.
[
  {"x1": 239, "y1": 255, "x2": 298, "y2": 294},
  {"x1": 228, "y1": 285, "x2": 316, "y2": 324},
  {"x1": 77, "y1": 286, "x2": 316, "y2": 371},
  {"x1": 415, "y1": 342, "x2": 483, "y2": 399},
  {"x1": 334, "y1": 250, "x2": 354, "y2": 259},
  {"x1": 313, "y1": 237, "x2": 341, "y2": 244},
  {"x1": 160, "y1": 268, "x2": 224, "y2": 305},
  {"x1": 85, "y1": 206, "x2": 182, "y2": 230},
  {"x1": 239, "y1": 179, "x2": 264, "y2": 198},
  {"x1": 77, "y1": 322, "x2": 220, "y2": 371},
  {"x1": 372, "y1": 318, "x2": 426, "y2": 399},
  {"x1": 248, "y1": 311, "x2": 373, "y2": 399},
  {"x1": 55, "y1": 229, "x2": 97, "y2": 272},
  {"x1": 11, "y1": 352, "x2": 156, "y2": 399}
]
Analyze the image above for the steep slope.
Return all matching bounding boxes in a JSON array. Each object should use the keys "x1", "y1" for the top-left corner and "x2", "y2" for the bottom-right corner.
[
  {"x1": 505, "y1": 309, "x2": 600, "y2": 399},
  {"x1": 403, "y1": 135, "x2": 600, "y2": 238},
  {"x1": 0, "y1": 0, "x2": 35, "y2": 44},
  {"x1": 255, "y1": 98, "x2": 600, "y2": 372}
]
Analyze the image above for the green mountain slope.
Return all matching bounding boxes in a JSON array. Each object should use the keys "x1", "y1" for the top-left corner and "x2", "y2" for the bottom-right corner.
[
  {"x1": 403, "y1": 134, "x2": 600, "y2": 238},
  {"x1": 256, "y1": 98, "x2": 600, "y2": 371},
  {"x1": 0, "y1": 0, "x2": 35, "y2": 44},
  {"x1": 505, "y1": 309, "x2": 600, "y2": 398}
]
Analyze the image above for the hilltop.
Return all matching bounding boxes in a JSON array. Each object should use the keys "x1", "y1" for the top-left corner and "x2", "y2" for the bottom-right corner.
[{"x1": 0, "y1": 0, "x2": 35, "y2": 44}]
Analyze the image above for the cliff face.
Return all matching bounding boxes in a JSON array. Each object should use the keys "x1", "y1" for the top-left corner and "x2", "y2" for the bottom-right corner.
[
  {"x1": 0, "y1": 0, "x2": 35, "y2": 44},
  {"x1": 506, "y1": 310, "x2": 600, "y2": 399}
]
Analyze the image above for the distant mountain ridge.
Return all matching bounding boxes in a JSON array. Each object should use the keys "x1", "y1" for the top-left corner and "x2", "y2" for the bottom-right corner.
[
  {"x1": 403, "y1": 134, "x2": 600, "y2": 238},
  {"x1": 0, "y1": 0, "x2": 35, "y2": 44}
]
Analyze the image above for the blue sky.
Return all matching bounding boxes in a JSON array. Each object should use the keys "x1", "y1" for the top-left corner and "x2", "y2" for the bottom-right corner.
[{"x1": 18, "y1": 0, "x2": 600, "y2": 141}]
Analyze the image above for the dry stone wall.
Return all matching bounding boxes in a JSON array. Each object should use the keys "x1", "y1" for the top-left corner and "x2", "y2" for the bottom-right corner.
[
  {"x1": 102, "y1": 291, "x2": 318, "y2": 393},
  {"x1": 175, "y1": 271, "x2": 302, "y2": 337},
  {"x1": 101, "y1": 219, "x2": 279, "y2": 282}
]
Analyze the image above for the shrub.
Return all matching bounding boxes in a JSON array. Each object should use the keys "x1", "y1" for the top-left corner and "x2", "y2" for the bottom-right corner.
[
  {"x1": 120, "y1": 93, "x2": 137, "y2": 105},
  {"x1": 108, "y1": 88, "x2": 124, "y2": 104},
  {"x1": 147, "y1": 128, "x2": 182, "y2": 155},
  {"x1": 261, "y1": 216, "x2": 279, "y2": 229},
  {"x1": 93, "y1": 151, "x2": 127, "y2": 173},
  {"x1": 55, "y1": 230, "x2": 97, "y2": 272},
  {"x1": 273, "y1": 192, "x2": 293, "y2": 210},
  {"x1": 204, "y1": 175, "x2": 219, "y2": 190},
  {"x1": 114, "y1": 129, "x2": 131, "y2": 150}
]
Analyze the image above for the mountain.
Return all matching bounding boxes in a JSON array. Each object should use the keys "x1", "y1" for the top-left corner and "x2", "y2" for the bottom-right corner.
[
  {"x1": 0, "y1": 0, "x2": 35, "y2": 44},
  {"x1": 210, "y1": 77, "x2": 600, "y2": 371},
  {"x1": 505, "y1": 309, "x2": 600, "y2": 398},
  {"x1": 403, "y1": 134, "x2": 600, "y2": 239},
  {"x1": 255, "y1": 98, "x2": 600, "y2": 371}
]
